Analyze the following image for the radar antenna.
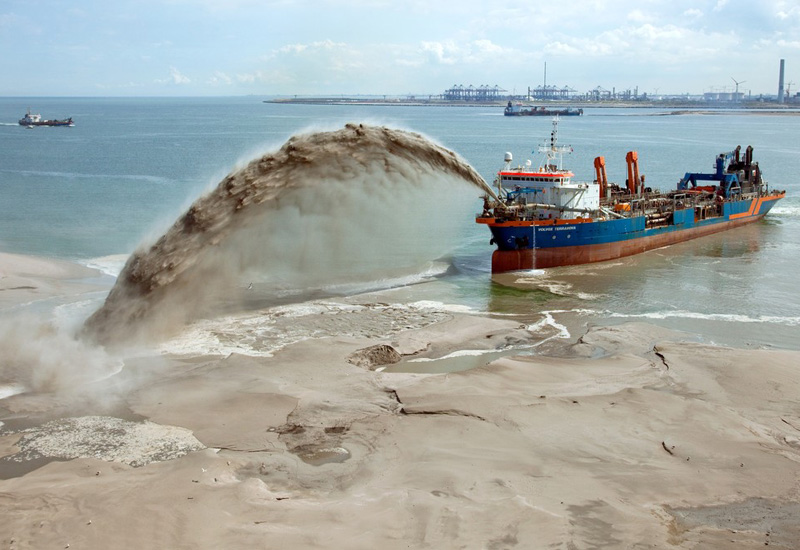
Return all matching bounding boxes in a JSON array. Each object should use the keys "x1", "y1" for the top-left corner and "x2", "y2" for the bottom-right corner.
[{"x1": 537, "y1": 117, "x2": 572, "y2": 171}]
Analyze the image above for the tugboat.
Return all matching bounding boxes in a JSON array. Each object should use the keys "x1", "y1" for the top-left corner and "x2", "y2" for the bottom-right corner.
[
  {"x1": 18, "y1": 109, "x2": 74, "y2": 127},
  {"x1": 476, "y1": 118, "x2": 785, "y2": 272}
]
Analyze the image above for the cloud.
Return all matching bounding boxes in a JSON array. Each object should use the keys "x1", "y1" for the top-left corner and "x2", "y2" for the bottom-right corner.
[
  {"x1": 778, "y1": 39, "x2": 800, "y2": 48},
  {"x1": 208, "y1": 71, "x2": 232, "y2": 85},
  {"x1": 155, "y1": 66, "x2": 191, "y2": 85},
  {"x1": 170, "y1": 67, "x2": 191, "y2": 84},
  {"x1": 242, "y1": 37, "x2": 519, "y2": 94},
  {"x1": 395, "y1": 57, "x2": 424, "y2": 68},
  {"x1": 541, "y1": 22, "x2": 732, "y2": 65},
  {"x1": 421, "y1": 41, "x2": 460, "y2": 65},
  {"x1": 473, "y1": 39, "x2": 504, "y2": 55},
  {"x1": 5, "y1": 0, "x2": 795, "y2": 96},
  {"x1": 235, "y1": 72, "x2": 256, "y2": 84},
  {"x1": 544, "y1": 41, "x2": 582, "y2": 56},
  {"x1": 627, "y1": 9, "x2": 652, "y2": 23},
  {"x1": 420, "y1": 39, "x2": 514, "y2": 65},
  {"x1": 276, "y1": 43, "x2": 309, "y2": 55},
  {"x1": 237, "y1": 40, "x2": 368, "y2": 91},
  {"x1": 271, "y1": 39, "x2": 345, "y2": 57},
  {"x1": 776, "y1": 3, "x2": 800, "y2": 20},
  {"x1": 544, "y1": 39, "x2": 612, "y2": 57}
]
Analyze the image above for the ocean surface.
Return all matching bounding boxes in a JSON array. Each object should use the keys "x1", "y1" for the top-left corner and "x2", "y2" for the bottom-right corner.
[{"x1": 1, "y1": 97, "x2": 799, "y2": 353}]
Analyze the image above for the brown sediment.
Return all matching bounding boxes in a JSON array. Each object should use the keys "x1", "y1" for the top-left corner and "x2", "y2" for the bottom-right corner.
[
  {"x1": 345, "y1": 344, "x2": 402, "y2": 369},
  {"x1": 82, "y1": 124, "x2": 488, "y2": 345}
]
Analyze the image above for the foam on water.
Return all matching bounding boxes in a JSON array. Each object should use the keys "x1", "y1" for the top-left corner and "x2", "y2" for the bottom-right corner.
[
  {"x1": 585, "y1": 309, "x2": 800, "y2": 326},
  {"x1": 511, "y1": 273, "x2": 606, "y2": 300},
  {"x1": 527, "y1": 311, "x2": 572, "y2": 344},
  {"x1": 770, "y1": 203, "x2": 800, "y2": 217},
  {"x1": 1, "y1": 168, "x2": 174, "y2": 185},
  {"x1": 0, "y1": 383, "x2": 26, "y2": 400},
  {"x1": 83, "y1": 254, "x2": 129, "y2": 278},
  {"x1": 318, "y1": 261, "x2": 451, "y2": 296},
  {"x1": 406, "y1": 300, "x2": 477, "y2": 314},
  {"x1": 159, "y1": 299, "x2": 454, "y2": 357}
]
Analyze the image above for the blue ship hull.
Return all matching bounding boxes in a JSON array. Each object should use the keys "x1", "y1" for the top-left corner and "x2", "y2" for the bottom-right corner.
[{"x1": 486, "y1": 194, "x2": 783, "y2": 271}]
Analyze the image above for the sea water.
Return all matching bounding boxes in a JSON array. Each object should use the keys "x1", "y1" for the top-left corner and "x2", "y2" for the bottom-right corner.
[{"x1": 1, "y1": 97, "x2": 799, "y2": 351}]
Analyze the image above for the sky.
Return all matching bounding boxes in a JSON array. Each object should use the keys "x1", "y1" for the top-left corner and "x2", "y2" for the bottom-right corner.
[{"x1": 2, "y1": 0, "x2": 799, "y2": 97}]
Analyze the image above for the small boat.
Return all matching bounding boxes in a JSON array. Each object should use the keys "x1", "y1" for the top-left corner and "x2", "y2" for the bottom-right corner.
[
  {"x1": 476, "y1": 118, "x2": 785, "y2": 272},
  {"x1": 504, "y1": 101, "x2": 583, "y2": 117},
  {"x1": 18, "y1": 109, "x2": 74, "y2": 127}
]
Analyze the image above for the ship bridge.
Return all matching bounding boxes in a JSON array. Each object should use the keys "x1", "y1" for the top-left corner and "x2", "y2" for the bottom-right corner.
[{"x1": 495, "y1": 119, "x2": 599, "y2": 220}]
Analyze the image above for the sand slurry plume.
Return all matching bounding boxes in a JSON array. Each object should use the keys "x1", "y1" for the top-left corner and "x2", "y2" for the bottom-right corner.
[{"x1": 83, "y1": 123, "x2": 488, "y2": 346}]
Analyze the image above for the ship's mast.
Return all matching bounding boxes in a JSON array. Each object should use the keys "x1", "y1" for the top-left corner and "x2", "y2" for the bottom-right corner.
[{"x1": 537, "y1": 117, "x2": 572, "y2": 171}]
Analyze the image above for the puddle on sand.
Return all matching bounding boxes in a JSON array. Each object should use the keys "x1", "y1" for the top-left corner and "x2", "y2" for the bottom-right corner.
[
  {"x1": 381, "y1": 349, "x2": 514, "y2": 374},
  {"x1": 294, "y1": 445, "x2": 351, "y2": 466}
]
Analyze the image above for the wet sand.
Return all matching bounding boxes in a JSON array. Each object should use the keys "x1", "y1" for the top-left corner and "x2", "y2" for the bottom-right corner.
[
  {"x1": 0, "y1": 252, "x2": 101, "y2": 309},
  {"x1": 2, "y1": 253, "x2": 800, "y2": 549}
]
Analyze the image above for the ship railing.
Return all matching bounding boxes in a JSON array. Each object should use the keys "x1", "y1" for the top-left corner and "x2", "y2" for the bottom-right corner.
[
  {"x1": 628, "y1": 198, "x2": 645, "y2": 215},
  {"x1": 672, "y1": 193, "x2": 698, "y2": 211}
]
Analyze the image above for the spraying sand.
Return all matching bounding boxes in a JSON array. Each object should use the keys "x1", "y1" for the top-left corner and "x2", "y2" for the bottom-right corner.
[{"x1": 83, "y1": 124, "x2": 490, "y2": 345}]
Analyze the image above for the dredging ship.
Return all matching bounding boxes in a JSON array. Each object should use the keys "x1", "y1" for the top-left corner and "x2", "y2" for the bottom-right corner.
[
  {"x1": 18, "y1": 109, "x2": 74, "y2": 127},
  {"x1": 476, "y1": 118, "x2": 785, "y2": 272}
]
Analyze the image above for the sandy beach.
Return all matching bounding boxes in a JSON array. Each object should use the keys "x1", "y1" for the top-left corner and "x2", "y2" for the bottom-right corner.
[{"x1": 2, "y1": 252, "x2": 800, "y2": 549}]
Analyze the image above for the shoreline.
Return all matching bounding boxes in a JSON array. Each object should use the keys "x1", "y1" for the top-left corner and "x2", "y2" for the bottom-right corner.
[
  {"x1": 264, "y1": 97, "x2": 800, "y2": 112},
  {"x1": 0, "y1": 251, "x2": 105, "y2": 309},
  {"x1": 2, "y1": 252, "x2": 800, "y2": 548}
]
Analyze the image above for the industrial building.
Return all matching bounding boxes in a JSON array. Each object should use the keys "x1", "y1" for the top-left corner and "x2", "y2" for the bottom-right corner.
[{"x1": 439, "y1": 59, "x2": 794, "y2": 105}]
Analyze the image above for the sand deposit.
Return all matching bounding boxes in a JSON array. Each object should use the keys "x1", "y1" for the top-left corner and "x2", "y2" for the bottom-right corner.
[{"x1": 2, "y1": 253, "x2": 800, "y2": 549}]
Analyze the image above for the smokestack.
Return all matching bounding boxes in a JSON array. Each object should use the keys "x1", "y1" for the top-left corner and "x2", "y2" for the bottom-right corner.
[{"x1": 778, "y1": 59, "x2": 785, "y2": 103}]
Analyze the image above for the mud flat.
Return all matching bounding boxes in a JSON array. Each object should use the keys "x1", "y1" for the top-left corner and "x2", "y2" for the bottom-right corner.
[{"x1": 2, "y1": 253, "x2": 800, "y2": 549}]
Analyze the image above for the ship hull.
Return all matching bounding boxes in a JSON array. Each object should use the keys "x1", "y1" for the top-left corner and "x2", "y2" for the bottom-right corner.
[
  {"x1": 504, "y1": 109, "x2": 583, "y2": 117},
  {"x1": 488, "y1": 193, "x2": 784, "y2": 272},
  {"x1": 19, "y1": 120, "x2": 73, "y2": 127}
]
